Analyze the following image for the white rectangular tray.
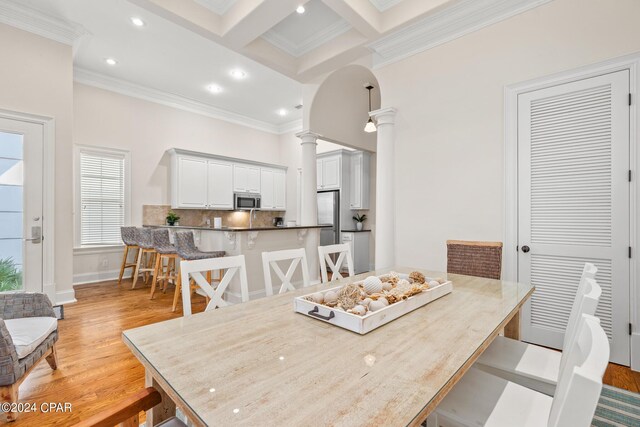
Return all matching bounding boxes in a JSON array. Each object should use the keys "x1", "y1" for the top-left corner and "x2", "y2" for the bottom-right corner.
[{"x1": 294, "y1": 280, "x2": 453, "y2": 334}]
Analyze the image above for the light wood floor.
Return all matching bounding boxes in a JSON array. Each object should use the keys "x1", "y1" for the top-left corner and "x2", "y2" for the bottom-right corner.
[
  {"x1": 9, "y1": 278, "x2": 640, "y2": 425},
  {"x1": 12, "y1": 278, "x2": 206, "y2": 426}
]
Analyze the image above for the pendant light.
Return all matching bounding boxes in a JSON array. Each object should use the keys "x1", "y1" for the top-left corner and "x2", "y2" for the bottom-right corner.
[{"x1": 364, "y1": 85, "x2": 377, "y2": 133}]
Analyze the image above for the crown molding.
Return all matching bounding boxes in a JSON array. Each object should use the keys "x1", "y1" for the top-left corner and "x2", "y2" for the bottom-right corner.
[
  {"x1": 0, "y1": 0, "x2": 88, "y2": 46},
  {"x1": 369, "y1": 0, "x2": 553, "y2": 68},
  {"x1": 193, "y1": 0, "x2": 236, "y2": 15},
  {"x1": 369, "y1": 0, "x2": 403, "y2": 12},
  {"x1": 74, "y1": 67, "x2": 299, "y2": 135},
  {"x1": 262, "y1": 19, "x2": 351, "y2": 58},
  {"x1": 278, "y1": 119, "x2": 303, "y2": 134}
]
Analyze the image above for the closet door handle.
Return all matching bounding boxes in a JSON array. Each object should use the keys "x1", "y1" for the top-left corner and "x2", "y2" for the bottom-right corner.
[{"x1": 521, "y1": 245, "x2": 530, "y2": 253}]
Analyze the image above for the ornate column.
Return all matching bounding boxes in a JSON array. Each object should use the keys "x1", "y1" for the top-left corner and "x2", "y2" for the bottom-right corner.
[
  {"x1": 370, "y1": 108, "x2": 397, "y2": 269},
  {"x1": 296, "y1": 131, "x2": 320, "y2": 226},
  {"x1": 296, "y1": 130, "x2": 320, "y2": 281}
]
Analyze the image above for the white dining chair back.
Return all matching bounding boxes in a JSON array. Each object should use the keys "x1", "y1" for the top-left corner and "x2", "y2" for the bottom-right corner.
[
  {"x1": 548, "y1": 314, "x2": 609, "y2": 427},
  {"x1": 474, "y1": 263, "x2": 600, "y2": 396},
  {"x1": 558, "y1": 276, "x2": 601, "y2": 377},
  {"x1": 318, "y1": 243, "x2": 355, "y2": 283},
  {"x1": 427, "y1": 313, "x2": 609, "y2": 427},
  {"x1": 262, "y1": 248, "x2": 311, "y2": 296},
  {"x1": 562, "y1": 262, "x2": 598, "y2": 350},
  {"x1": 180, "y1": 255, "x2": 249, "y2": 316}
]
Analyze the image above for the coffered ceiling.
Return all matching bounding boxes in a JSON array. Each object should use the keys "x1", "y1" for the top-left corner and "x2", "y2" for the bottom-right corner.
[
  {"x1": 193, "y1": 0, "x2": 237, "y2": 15},
  {"x1": 0, "y1": 0, "x2": 552, "y2": 133},
  {"x1": 128, "y1": 0, "x2": 552, "y2": 82},
  {"x1": 262, "y1": 0, "x2": 351, "y2": 58},
  {"x1": 368, "y1": 0, "x2": 404, "y2": 12}
]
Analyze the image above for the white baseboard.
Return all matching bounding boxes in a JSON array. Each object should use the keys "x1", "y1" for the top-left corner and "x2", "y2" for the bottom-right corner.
[
  {"x1": 631, "y1": 332, "x2": 640, "y2": 371},
  {"x1": 55, "y1": 289, "x2": 77, "y2": 305},
  {"x1": 73, "y1": 269, "x2": 132, "y2": 285}
]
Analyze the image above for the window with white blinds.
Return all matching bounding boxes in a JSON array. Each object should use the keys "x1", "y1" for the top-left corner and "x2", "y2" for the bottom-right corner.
[{"x1": 78, "y1": 149, "x2": 127, "y2": 246}]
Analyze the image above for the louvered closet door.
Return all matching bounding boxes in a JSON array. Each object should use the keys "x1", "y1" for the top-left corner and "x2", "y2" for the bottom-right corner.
[{"x1": 518, "y1": 70, "x2": 630, "y2": 364}]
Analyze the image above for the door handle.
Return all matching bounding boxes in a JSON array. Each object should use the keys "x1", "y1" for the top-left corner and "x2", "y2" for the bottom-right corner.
[
  {"x1": 26, "y1": 226, "x2": 42, "y2": 244},
  {"x1": 521, "y1": 245, "x2": 530, "y2": 253}
]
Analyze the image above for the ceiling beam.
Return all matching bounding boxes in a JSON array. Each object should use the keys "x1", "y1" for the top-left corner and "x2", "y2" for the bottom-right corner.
[
  {"x1": 297, "y1": 28, "x2": 368, "y2": 78},
  {"x1": 321, "y1": 0, "x2": 381, "y2": 38},
  {"x1": 128, "y1": 0, "x2": 224, "y2": 39},
  {"x1": 222, "y1": 0, "x2": 309, "y2": 49}
]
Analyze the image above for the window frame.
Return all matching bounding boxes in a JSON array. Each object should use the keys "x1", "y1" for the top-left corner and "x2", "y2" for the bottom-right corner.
[{"x1": 74, "y1": 145, "x2": 131, "y2": 249}]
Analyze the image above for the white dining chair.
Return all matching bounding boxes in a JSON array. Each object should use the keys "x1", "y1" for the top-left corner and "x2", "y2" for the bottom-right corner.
[
  {"x1": 318, "y1": 243, "x2": 355, "y2": 283},
  {"x1": 262, "y1": 248, "x2": 311, "y2": 296},
  {"x1": 180, "y1": 255, "x2": 249, "y2": 316},
  {"x1": 475, "y1": 263, "x2": 600, "y2": 396},
  {"x1": 427, "y1": 313, "x2": 609, "y2": 427}
]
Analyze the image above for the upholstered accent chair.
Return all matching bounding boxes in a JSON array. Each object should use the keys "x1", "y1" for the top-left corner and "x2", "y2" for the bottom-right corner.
[{"x1": 0, "y1": 293, "x2": 58, "y2": 422}]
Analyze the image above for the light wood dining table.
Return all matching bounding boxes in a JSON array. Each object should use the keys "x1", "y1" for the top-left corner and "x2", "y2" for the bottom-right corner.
[{"x1": 123, "y1": 267, "x2": 534, "y2": 426}]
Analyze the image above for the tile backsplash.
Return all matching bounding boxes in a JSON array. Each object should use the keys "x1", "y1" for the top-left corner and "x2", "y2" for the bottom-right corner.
[{"x1": 142, "y1": 205, "x2": 286, "y2": 228}]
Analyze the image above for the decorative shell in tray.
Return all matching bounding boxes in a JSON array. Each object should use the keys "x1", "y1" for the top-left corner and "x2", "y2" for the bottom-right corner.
[
  {"x1": 409, "y1": 271, "x2": 426, "y2": 284},
  {"x1": 307, "y1": 271, "x2": 443, "y2": 317},
  {"x1": 336, "y1": 283, "x2": 365, "y2": 311},
  {"x1": 363, "y1": 276, "x2": 383, "y2": 294},
  {"x1": 323, "y1": 290, "x2": 338, "y2": 306}
]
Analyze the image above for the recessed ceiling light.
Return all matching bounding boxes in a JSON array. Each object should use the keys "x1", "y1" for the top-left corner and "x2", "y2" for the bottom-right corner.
[
  {"x1": 207, "y1": 84, "x2": 223, "y2": 94},
  {"x1": 230, "y1": 69, "x2": 247, "y2": 79},
  {"x1": 130, "y1": 17, "x2": 145, "y2": 27},
  {"x1": 296, "y1": 5, "x2": 305, "y2": 14},
  {"x1": 105, "y1": 58, "x2": 117, "y2": 66},
  {"x1": 277, "y1": 109, "x2": 288, "y2": 116}
]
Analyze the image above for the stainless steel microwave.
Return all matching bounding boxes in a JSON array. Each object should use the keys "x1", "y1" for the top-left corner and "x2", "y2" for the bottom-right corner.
[{"x1": 234, "y1": 192, "x2": 261, "y2": 210}]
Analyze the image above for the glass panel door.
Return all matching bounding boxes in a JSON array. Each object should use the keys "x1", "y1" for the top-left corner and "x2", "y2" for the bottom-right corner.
[
  {"x1": 0, "y1": 118, "x2": 44, "y2": 293},
  {"x1": 0, "y1": 132, "x2": 24, "y2": 291}
]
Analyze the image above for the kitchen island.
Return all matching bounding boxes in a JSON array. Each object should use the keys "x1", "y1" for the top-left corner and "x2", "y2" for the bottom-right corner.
[{"x1": 144, "y1": 224, "x2": 331, "y2": 301}]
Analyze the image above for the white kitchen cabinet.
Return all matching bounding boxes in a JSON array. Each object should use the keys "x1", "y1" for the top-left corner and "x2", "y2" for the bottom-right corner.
[
  {"x1": 260, "y1": 168, "x2": 286, "y2": 210},
  {"x1": 177, "y1": 156, "x2": 208, "y2": 208},
  {"x1": 317, "y1": 155, "x2": 341, "y2": 190},
  {"x1": 169, "y1": 149, "x2": 285, "y2": 211},
  {"x1": 207, "y1": 160, "x2": 233, "y2": 209},
  {"x1": 260, "y1": 169, "x2": 274, "y2": 209},
  {"x1": 349, "y1": 151, "x2": 370, "y2": 210},
  {"x1": 341, "y1": 232, "x2": 370, "y2": 274},
  {"x1": 274, "y1": 170, "x2": 286, "y2": 210},
  {"x1": 234, "y1": 164, "x2": 261, "y2": 193}
]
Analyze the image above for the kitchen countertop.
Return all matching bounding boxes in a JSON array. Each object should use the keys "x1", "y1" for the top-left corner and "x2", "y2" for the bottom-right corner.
[
  {"x1": 144, "y1": 224, "x2": 332, "y2": 232},
  {"x1": 341, "y1": 229, "x2": 371, "y2": 232}
]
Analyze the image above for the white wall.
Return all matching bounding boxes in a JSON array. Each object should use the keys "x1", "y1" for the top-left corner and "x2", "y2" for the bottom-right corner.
[
  {"x1": 0, "y1": 24, "x2": 74, "y2": 304},
  {"x1": 73, "y1": 83, "x2": 284, "y2": 283},
  {"x1": 308, "y1": 64, "x2": 380, "y2": 152},
  {"x1": 374, "y1": 0, "x2": 640, "y2": 271}
]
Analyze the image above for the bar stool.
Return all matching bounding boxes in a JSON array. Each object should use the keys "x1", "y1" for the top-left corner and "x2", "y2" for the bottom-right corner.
[
  {"x1": 150, "y1": 229, "x2": 180, "y2": 300},
  {"x1": 172, "y1": 231, "x2": 225, "y2": 312},
  {"x1": 118, "y1": 226, "x2": 139, "y2": 286},
  {"x1": 132, "y1": 228, "x2": 157, "y2": 289}
]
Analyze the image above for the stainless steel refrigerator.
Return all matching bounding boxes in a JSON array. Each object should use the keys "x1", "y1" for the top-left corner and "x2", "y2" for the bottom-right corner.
[{"x1": 317, "y1": 190, "x2": 340, "y2": 246}]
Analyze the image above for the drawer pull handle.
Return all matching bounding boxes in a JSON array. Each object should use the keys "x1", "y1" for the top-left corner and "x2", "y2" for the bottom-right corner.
[{"x1": 308, "y1": 306, "x2": 335, "y2": 321}]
